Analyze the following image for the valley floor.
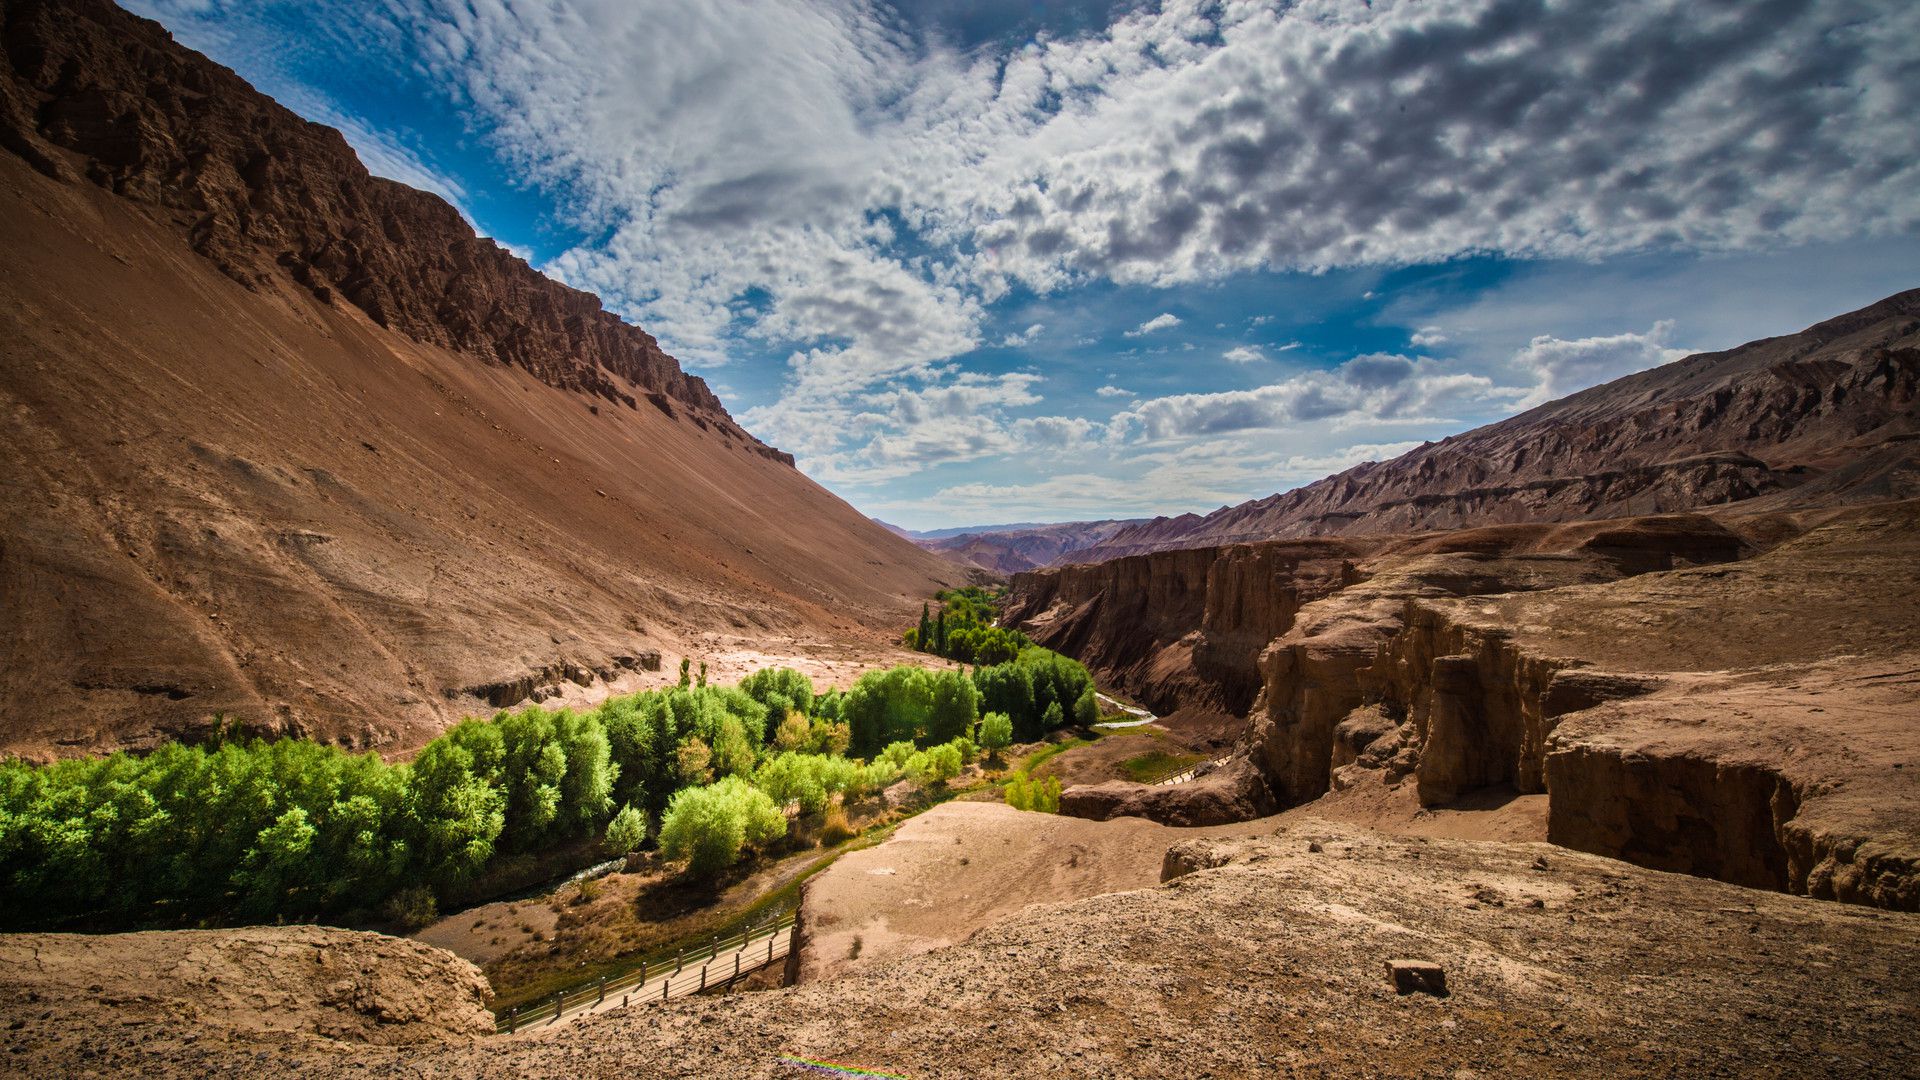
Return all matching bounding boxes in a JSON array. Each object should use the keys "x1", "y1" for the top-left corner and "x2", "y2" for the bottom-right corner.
[{"x1": 7, "y1": 812, "x2": 1915, "y2": 1078}]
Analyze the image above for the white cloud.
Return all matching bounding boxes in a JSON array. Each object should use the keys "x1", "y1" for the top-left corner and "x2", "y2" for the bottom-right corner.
[
  {"x1": 1222, "y1": 345, "x2": 1264, "y2": 364},
  {"x1": 1096, "y1": 385, "x2": 1133, "y2": 398},
  {"x1": 1000, "y1": 323, "x2": 1045, "y2": 347},
  {"x1": 144, "y1": 0, "x2": 1920, "y2": 507},
  {"x1": 1409, "y1": 327, "x2": 1449, "y2": 348},
  {"x1": 1124, "y1": 313, "x2": 1183, "y2": 337},
  {"x1": 1111, "y1": 353, "x2": 1514, "y2": 443},
  {"x1": 1510, "y1": 321, "x2": 1692, "y2": 408},
  {"x1": 1249, "y1": 315, "x2": 1274, "y2": 327}
]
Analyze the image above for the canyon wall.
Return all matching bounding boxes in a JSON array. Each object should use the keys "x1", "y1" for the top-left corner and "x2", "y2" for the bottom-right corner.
[{"x1": 1010, "y1": 504, "x2": 1920, "y2": 909}]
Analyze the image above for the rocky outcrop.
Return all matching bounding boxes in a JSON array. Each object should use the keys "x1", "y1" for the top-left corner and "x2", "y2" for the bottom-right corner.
[
  {"x1": 1004, "y1": 538, "x2": 1373, "y2": 716},
  {"x1": 1059, "y1": 757, "x2": 1274, "y2": 827},
  {"x1": 0, "y1": 926, "x2": 493, "y2": 1048},
  {"x1": 1335, "y1": 501, "x2": 1920, "y2": 909},
  {"x1": 0, "y1": 0, "x2": 790, "y2": 460},
  {"x1": 1065, "y1": 294, "x2": 1920, "y2": 562},
  {"x1": 448, "y1": 651, "x2": 663, "y2": 710}
]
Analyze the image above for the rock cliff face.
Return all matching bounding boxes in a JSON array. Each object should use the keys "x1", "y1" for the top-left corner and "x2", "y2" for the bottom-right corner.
[
  {"x1": 0, "y1": 0, "x2": 955, "y2": 757},
  {"x1": 1013, "y1": 502, "x2": 1920, "y2": 909},
  {"x1": 1002, "y1": 538, "x2": 1374, "y2": 716},
  {"x1": 1066, "y1": 293, "x2": 1920, "y2": 562},
  {"x1": 0, "y1": 0, "x2": 773, "y2": 454}
]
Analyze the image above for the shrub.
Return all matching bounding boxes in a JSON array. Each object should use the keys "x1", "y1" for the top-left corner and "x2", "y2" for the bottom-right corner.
[
  {"x1": 657, "y1": 777, "x2": 787, "y2": 876},
  {"x1": 819, "y1": 804, "x2": 856, "y2": 847},
  {"x1": 1004, "y1": 773, "x2": 1061, "y2": 814},
  {"x1": 384, "y1": 885, "x2": 439, "y2": 930},
  {"x1": 978, "y1": 712, "x2": 1013, "y2": 762},
  {"x1": 602, "y1": 804, "x2": 648, "y2": 857}
]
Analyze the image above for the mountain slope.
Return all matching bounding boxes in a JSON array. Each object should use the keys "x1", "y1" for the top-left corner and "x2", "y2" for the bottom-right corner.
[
  {"x1": 0, "y1": 0, "x2": 954, "y2": 758},
  {"x1": 1067, "y1": 292, "x2": 1920, "y2": 561}
]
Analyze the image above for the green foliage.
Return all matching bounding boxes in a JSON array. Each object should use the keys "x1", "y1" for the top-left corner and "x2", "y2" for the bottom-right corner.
[
  {"x1": 925, "y1": 669, "x2": 980, "y2": 746},
  {"x1": 740, "y1": 667, "x2": 814, "y2": 742},
  {"x1": 909, "y1": 587, "x2": 1031, "y2": 665},
  {"x1": 656, "y1": 777, "x2": 787, "y2": 876},
  {"x1": 878, "y1": 741, "x2": 918, "y2": 769},
  {"x1": 910, "y1": 743, "x2": 964, "y2": 787},
  {"x1": 1073, "y1": 686, "x2": 1100, "y2": 729},
  {"x1": 602, "y1": 804, "x2": 648, "y2": 857},
  {"x1": 978, "y1": 712, "x2": 1014, "y2": 760},
  {"x1": 843, "y1": 667, "x2": 934, "y2": 757},
  {"x1": 1004, "y1": 772, "x2": 1062, "y2": 813}
]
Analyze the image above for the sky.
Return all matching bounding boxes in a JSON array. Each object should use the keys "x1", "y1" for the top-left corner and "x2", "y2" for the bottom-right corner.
[{"x1": 128, "y1": 0, "x2": 1920, "y2": 530}]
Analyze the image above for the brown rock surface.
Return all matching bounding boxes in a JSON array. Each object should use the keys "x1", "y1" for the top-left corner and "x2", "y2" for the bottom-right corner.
[
  {"x1": 11, "y1": 820, "x2": 1919, "y2": 1077},
  {"x1": 0, "y1": 926, "x2": 493, "y2": 1049},
  {"x1": 1365, "y1": 500, "x2": 1920, "y2": 908},
  {"x1": 0, "y1": 0, "x2": 955, "y2": 756}
]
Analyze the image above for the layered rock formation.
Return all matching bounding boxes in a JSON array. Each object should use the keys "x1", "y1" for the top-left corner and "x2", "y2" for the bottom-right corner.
[
  {"x1": 1065, "y1": 293, "x2": 1920, "y2": 563},
  {"x1": 1019, "y1": 502, "x2": 1920, "y2": 908},
  {"x1": 0, "y1": 0, "x2": 955, "y2": 757},
  {"x1": 1000, "y1": 538, "x2": 1376, "y2": 717}
]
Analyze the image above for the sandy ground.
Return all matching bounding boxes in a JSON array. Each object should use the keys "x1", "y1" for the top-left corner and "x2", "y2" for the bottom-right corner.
[{"x1": 790, "y1": 801, "x2": 1274, "y2": 983}]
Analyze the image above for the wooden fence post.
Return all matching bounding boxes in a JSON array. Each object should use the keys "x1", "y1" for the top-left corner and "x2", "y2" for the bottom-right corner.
[
  {"x1": 508, "y1": 1006, "x2": 518, "y2": 1034},
  {"x1": 598, "y1": 977, "x2": 606, "y2": 1004}
]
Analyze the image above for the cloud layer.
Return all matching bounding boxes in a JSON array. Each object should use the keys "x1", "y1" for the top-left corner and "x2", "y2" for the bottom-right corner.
[{"x1": 135, "y1": 0, "x2": 1920, "y2": 523}]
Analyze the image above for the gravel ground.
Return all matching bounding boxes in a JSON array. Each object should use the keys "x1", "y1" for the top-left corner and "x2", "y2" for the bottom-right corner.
[{"x1": 7, "y1": 818, "x2": 1916, "y2": 1078}]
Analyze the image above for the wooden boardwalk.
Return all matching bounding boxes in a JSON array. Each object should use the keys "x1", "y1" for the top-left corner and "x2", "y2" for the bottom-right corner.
[{"x1": 498, "y1": 913, "x2": 796, "y2": 1035}]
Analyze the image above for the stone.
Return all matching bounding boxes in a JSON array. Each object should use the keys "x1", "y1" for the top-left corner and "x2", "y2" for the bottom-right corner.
[{"x1": 1385, "y1": 959, "x2": 1448, "y2": 997}]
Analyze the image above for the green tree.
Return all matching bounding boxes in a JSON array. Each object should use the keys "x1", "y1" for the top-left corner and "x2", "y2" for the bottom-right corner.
[
  {"x1": 978, "y1": 712, "x2": 1013, "y2": 764},
  {"x1": 917, "y1": 602, "x2": 932, "y2": 653},
  {"x1": 926, "y1": 669, "x2": 980, "y2": 745},
  {"x1": 679, "y1": 658, "x2": 692, "y2": 688},
  {"x1": 1073, "y1": 686, "x2": 1100, "y2": 729},
  {"x1": 657, "y1": 777, "x2": 787, "y2": 876},
  {"x1": 603, "y1": 804, "x2": 648, "y2": 857},
  {"x1": 1043, "y1": 701, "x2": 1065, "y2": 732}
]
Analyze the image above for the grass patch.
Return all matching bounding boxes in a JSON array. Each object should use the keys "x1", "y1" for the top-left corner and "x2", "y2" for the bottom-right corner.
[{"x1": 1119, "y1": 749, "x2": 1204, "y2": 784}]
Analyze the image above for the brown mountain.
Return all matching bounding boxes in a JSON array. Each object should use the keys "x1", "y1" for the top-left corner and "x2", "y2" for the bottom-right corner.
[
  {"x1": 1065, "y1": 293, "x2": 1920, "y2": 562},
  {"x1": 0, "y1": 0, "x2": 954, "y2": 759},
  {"x1": 919, "y1": 519, "x2": 1148, "y2": 575}
]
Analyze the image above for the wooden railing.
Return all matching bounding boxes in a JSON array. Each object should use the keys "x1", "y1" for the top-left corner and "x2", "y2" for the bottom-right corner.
[{"x1": 495, "y1": 911, "x2": 797, "y2": 1034}]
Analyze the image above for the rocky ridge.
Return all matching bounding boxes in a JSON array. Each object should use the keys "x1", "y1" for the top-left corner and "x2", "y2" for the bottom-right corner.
[
  {"x1": 0, "y1": 0, "x2": 780, "y2": 457},
  {"x1": 1065, "y1": 292, "x2": 1920, "y2": 562}
]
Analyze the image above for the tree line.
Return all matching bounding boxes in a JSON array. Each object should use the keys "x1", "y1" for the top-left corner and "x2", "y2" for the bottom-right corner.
[
  {"x1": 905, "y1": 586, "x2": 1033, "y2": 667},
  {"x1": 0, "y1": 640, "x2": 1098, "y2": 931}
]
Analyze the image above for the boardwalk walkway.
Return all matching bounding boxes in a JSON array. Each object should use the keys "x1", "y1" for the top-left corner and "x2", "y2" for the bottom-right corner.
[{"x1": 497, "y1": 913, "x2": 796, "y2": 1035}]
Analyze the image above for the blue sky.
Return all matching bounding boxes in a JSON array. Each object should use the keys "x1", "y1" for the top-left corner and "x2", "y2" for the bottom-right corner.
[{"x1": 128, "y1": 0, "x2": 1920, "y2": 530}]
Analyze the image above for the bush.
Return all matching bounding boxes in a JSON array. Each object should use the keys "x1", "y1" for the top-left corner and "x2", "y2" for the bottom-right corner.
[
  {"x1": 818, "y1": 804, "x2": 856, "y2": 847},
  {"x1": 978, "y1": 712, "x2": 1013, "y2": 761},
  {"x1": 602, "y1": 804, "x2": 648, "y2": 857},
  {"x1": 657, "y1": 777, "x2": 787, "y2": 876},
  {"x1": 384, "y1": 885, "x2": 439, "y2": 930},
  {"x1": 918, "y1": 743, "x2": 963, "y2": 786},
  {"x1": 1004, "y1": 773, "x2": 1061, "y2": 814}
]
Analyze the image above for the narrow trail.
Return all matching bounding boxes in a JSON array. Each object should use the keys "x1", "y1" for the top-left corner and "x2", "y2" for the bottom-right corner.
[
  {"x1": 1092, "y1": 692, "x2": 1157, "y2": 729},
  {"x1": 497, "y1": 914, "x2": 796, "y2": 1035}
]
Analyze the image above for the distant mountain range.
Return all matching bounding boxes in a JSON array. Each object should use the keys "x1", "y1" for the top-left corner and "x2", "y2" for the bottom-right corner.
[
  {"x1": 1060, "y1": 291, "x2": 1918, "y2": 563},
  {"x1": 880, "y1": 519, "x2": 1151, "y2": 574}
]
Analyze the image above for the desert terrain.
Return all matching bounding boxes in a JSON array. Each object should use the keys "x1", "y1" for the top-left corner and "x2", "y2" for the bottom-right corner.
[{"x1": 1, "y1": 0, "x2": 1917, "y2": 1077}]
